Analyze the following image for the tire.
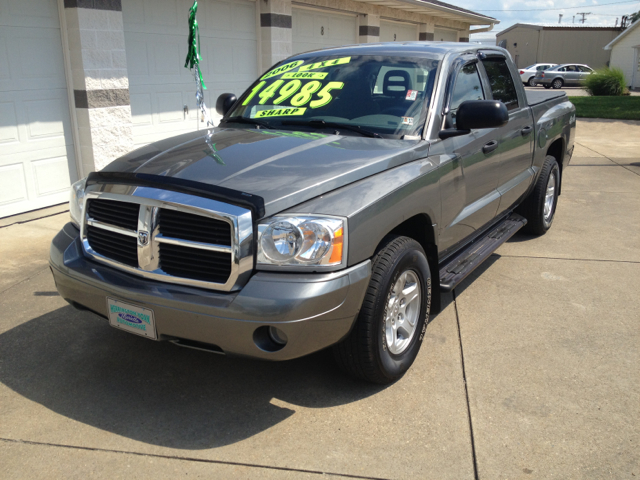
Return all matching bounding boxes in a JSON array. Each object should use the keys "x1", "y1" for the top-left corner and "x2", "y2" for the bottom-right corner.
[
  {"x1": 552, "y1": 78, "x2": 563, "y2": 89},
  {"x1": 544, "y1": 85, "x2": 551, "y2": 89},
  {"x1": 333, "y1": 236, "x2": 432, "y2": 384},
  {"x1": 517, "y1": 156, "x2": 560, "y2": 235},
  {"x1": 527, "y1": 77, "x2": 537, "y2": 87}
]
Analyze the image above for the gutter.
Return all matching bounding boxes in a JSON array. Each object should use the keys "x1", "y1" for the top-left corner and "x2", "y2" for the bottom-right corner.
[{"x1": 469, "y1": 24, "x2": 495, "y2": 35}]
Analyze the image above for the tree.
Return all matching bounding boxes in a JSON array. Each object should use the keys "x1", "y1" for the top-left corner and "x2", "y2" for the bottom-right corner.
[{"x1": 630, "y1": 10, "x2": 640, "y2": 24}]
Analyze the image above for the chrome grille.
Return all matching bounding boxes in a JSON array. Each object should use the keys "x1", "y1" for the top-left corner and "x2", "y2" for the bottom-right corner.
[
  {"x1": 87, "y1": 199, "x2": 139, "y2": 230},
  {"x1": 86, "y1": 225, "x2": 138, "y2": 267},
  {"x1": 80, "y1": 187, "x2": 254, "y2": 292},
  {"x1": 158, "y1": 208, "x2": 231, "y2": 245},
  {"x1": 159, "y1": 243, "x2": 232, "y2": 283}
]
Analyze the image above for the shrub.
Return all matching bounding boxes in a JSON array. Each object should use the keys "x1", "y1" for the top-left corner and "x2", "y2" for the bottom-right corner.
[{"x1": 584, "y1": 67, "x2": 627, "y2": 96}]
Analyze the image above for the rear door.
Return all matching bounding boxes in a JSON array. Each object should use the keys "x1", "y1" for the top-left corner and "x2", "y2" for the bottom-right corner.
[
  {"x1": 578, "y1": 66, "x2": 593, "y2": 84},
  {"x1": 479, "y1": 54, "x2": 534, "y2": 215},
  {"x1": 563, "y1": 65, "x2": 581, "y2": 85}
]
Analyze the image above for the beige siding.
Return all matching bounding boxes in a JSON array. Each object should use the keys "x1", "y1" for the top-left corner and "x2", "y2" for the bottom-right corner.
[
  {"x1": 498, "y1": 26, "x2": 540, "y2": 69},
  {"x1": 539, "y1": 30, "x2": 617, "y2": 68},
  {"x1": 609, "y1": 27, "x2": 640, "y2": 87},
  {"x1": 497, "y1": 27, "x2": 620, "y2": 69}
]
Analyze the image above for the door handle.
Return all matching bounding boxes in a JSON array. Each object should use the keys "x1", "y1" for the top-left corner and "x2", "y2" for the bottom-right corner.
[
  {"x1": 521, "y1": 126, "x2": 533, "y2": 136},
  {"x1": 482, "y1": 140, "x2": 499, "y2": 154}
]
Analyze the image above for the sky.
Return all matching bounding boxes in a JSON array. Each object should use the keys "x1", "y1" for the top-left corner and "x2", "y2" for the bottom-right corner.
[{"x1": 462, "y1": 0, "x2": 640, "y2": 42}]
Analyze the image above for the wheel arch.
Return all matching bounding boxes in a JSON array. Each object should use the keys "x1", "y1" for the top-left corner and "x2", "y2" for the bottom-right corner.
[
  {"x1": 374, "y1": 214, "x2": 442, "y2": 313},
  {"x1": 546, "y1": 137, "x2": 565, "y2": 195}
]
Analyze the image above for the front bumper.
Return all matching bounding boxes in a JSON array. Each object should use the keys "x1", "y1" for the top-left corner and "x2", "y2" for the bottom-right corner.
[{"x1": 50, "y1": 223, "x2": 371, "y2": 360}]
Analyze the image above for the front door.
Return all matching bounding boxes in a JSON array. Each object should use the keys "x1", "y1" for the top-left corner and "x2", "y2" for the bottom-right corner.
[
  {"x1": 438, "y1": 59, "x2": 502, "y2": 254},
  {"x1": 479, "y1": 55, "x2": 534, "y2": 215},
  {"x1": 563, "y1": 65, "x2": 581, "y2": 86}
]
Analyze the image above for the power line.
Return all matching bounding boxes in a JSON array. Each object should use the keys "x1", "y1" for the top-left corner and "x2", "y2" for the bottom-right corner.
[{"x1": 476, "y1": 0, "x2": 639, "y2": 12}]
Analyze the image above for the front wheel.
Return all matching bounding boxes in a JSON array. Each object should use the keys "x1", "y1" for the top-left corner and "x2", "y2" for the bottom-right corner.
[
  {"x1": 333, "y1": 236, "x2": 431, "y2": 384},
  {"x1": 528, "y1": 77, "x2": 537, "y2": 87},
  {"x1": 517, "y1": 155, "x2": 560, "y2": 235}
]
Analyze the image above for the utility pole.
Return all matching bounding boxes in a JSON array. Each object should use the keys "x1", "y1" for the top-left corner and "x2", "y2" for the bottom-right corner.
[{"x1": 576, "y1": 12, "x2": 592, "y2": 24}]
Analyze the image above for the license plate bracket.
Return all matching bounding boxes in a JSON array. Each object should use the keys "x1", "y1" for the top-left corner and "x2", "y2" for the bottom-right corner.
[{"x1": 107, "y1": 297, "x2": 157, "y2": 340}]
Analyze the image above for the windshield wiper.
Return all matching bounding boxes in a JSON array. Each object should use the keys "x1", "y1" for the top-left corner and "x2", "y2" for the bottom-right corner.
[
  {"x1": 221, "y1": 116, "x2": 273, "y2": 129},
  {"x1": 281, "y1": 120, "x2": 381, "y2": 138}
]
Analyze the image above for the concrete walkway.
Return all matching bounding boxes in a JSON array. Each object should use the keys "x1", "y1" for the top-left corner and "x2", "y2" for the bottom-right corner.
[{"x1": 1, "y1": 119, "x2": 638, "y2": 479}]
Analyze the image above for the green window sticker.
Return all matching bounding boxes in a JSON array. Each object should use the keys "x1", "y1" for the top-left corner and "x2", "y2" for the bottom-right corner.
[
  {"x1": 310, "y1": 82, "x2": 344, "y2": 108},
  {"x1": 274, "y1": 80, "x2": 302, "y2": 105},
  {"x1": 261, "y1": 60, "x2": 305, "y2": 80},
  {"x1": 254, "y1": 107, "x2": 307, "y2": 118},
  {"x1": 291, "y1": 81, "x2": 323, "y2": 106},
  {"x1": 282, "y1": 72, "x2": 328, "y2": 80},
  {"x1": 258, "y1": 80, "x2": 285, "y2": 104},
  {"x1": 298, "y1": 57, "x2": 351, "y2": 72}
]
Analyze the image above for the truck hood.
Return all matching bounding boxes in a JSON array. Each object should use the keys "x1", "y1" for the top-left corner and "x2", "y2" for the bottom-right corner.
[{"x1": 104, "y1": 127, "x2": 429, "y2": 216}]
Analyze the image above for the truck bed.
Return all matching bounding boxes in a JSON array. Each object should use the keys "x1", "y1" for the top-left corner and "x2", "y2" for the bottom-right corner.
[{"x1": 526, "y1": 89, "x2": 567, "y2": 106}]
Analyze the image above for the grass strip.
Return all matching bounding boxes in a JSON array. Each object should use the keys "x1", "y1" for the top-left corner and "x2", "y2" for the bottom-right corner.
[{"x1": 570, "y1": 96, "x2": 640, "y2": 120}]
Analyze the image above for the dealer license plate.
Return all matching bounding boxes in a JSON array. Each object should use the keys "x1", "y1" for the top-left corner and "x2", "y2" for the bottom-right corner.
[{"x1": 107, "y1": 297, "x2": 157, "y2": 340}]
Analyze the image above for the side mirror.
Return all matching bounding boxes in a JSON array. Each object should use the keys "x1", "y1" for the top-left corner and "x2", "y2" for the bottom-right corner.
[
  {"x1": 216, "y1": 93, "x2": 237, "y2": 116},
  {"x1": 439, "y1": 100, "x2": 508, "y2": 139},
  {"x1": 457, "y1": 100, "x2": 509, "y2": 130}
]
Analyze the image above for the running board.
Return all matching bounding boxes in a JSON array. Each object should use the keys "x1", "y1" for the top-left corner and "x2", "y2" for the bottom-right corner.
[{"x1": 439, "y1": 213, "x2": 527, "y2": 292}]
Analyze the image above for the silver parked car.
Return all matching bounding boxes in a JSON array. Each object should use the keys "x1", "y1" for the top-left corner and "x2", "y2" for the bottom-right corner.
[
  {"x1": 519, "y1": 63, "x2": 556, "y2": 87},
  {"x1": 536, "y1": 64, "x2": 594, "y2": 89}
]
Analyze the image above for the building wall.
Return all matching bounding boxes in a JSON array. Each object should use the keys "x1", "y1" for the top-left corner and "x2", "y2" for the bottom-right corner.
[
  {"x1": 609, "y1": 26, "x2": 640, "y2": 87},
  {"x1": 497, "y1": 26, "x2": 540, "y2": 68},
  {"x1": 498, "y1": 27, "x2": 621, "y2": 69}
]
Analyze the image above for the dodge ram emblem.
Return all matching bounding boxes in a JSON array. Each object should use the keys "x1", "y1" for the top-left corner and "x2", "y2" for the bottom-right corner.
[{"x1": 138, "y1": 231, "x2": 149, "y2": 246}]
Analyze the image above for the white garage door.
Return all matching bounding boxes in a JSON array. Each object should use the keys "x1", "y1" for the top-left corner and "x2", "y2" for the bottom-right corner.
[
  {"x1": 292, "y1": 8, "x2": 357, "y2": 55},
  {"x1": 123, "y1": 0, "x2": 258, "y2": 148},
  {"x1": 380, "y1": 21, "x2": 418, "y2": 43},
  {"x1": 0, "y1": 0, "x2": 76, "y2": 218},
  {"x1": 434, "y1": 27, "x2": 458, "y2": 42}
]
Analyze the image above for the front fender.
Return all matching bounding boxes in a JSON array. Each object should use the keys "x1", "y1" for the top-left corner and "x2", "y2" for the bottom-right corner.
[{"x1": 283, "y1": 156, "x2": 444, "y2": 267}]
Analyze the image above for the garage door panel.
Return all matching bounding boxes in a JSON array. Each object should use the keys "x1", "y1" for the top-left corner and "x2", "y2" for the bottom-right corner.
[
  {"x1": 125, "y1": 0, "x2": 257, "y2": 147},
  {"x1": 0, "y1": 102, "x2": 19, "y2": 144},
  {"x1": 0, "y1": 0, "x2": 76, "y2": 217},
  {"x1": 434, "y1": 27, "x2": 457, "y2": 42},
  {"x1": 0, "y1": 163, "x2": 27, "y2": 207},
  {"x1": 292, "y1": 9, "x2": 357, "y2": 55},
  {"x1": 0, "y1": 26, "x2": 67, "y2": 92},
  {"x1": 32, "y1": 156, "x2": 72, "y2": 197},
  {"x1": 380, "y1": 21, "x2": 417, "y2": 43},
  {"x1": 0, "y1": 0, "x2": 60, "y2": 29}
]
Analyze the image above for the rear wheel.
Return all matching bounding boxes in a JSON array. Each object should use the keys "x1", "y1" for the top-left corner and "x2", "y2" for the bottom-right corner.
[
  {"x1": 528, "y1": 77, "x2": 537, "y2": 87},
  {"x1": 333, "y1": 236, "x2": 431, "y2": 384},
  {"x1": 552, "y1": 78, "x2": 563, "y2": 89},
  {"x1": 518, "y1": 156, "x2": 560, "y2": 235},
  {"x1": 544, "y1": 84, "x2": 551, "y2": 89}
]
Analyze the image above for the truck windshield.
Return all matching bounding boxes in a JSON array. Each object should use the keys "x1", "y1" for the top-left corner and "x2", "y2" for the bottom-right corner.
[{"x1": 225, "y1": 55, "x2": 440, "y2": 138}]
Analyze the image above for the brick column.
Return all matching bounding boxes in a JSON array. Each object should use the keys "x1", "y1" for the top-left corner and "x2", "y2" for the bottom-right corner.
[
  {"x1": 358, "y1": 14, "x2": 380, "y2": 43},
  {"x1": 63, "y1": 0, "x2": 133, "y2": 175},
  {"x1": 419, "y1": 21, "x2": 435, "y2": 41},
  {"x1": 260, "y1": 0, "x2": 293, "y2": 73}
]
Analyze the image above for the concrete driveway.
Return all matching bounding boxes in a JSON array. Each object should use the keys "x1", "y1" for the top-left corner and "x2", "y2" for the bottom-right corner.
[{"x1": 1, "y1": 120, "x2": 638, "y2": 479}]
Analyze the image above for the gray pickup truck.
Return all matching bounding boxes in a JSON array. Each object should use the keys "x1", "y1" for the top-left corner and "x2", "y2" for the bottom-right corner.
[{"x1": 50, "y1": 42, "x2": 575, "y2": 384}]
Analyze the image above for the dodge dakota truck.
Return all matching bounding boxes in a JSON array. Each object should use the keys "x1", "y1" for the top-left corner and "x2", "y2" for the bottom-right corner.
[{"x1": 50, "y1": 42, "x2": 575, "y2": 384}]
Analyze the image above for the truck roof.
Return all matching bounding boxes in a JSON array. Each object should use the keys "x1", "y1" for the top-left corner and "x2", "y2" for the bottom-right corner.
[{"x1": 289, "y1": 42, "x2": 508, "y2": 60}]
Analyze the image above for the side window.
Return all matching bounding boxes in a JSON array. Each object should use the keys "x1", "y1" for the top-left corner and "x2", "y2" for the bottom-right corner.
[
  {"x1": 450, "y1": 63, "x2": 484, "y2": 111},
  {"x1": 481, "y1": 57, "x2": 519, "y2": 111},
  {"x1": 579, "y1": 66, "x2": 592, "y2": 73}
]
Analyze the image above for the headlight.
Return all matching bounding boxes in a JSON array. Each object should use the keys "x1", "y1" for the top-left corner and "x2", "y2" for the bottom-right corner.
[
  {"x1": 69, "y1": 178, "x2": 87, "y2": 227},
  {"x1": 257, "y1": 216, "x2": 346, "y2": 270}
]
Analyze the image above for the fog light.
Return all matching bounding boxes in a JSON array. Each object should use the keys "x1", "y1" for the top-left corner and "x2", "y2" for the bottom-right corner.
[{"x1": 268, "y1": 326, "x2": 288, "y2": 345}]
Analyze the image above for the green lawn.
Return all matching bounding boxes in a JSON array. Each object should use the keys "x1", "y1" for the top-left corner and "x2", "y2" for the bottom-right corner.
[{"x1": 570, "y1": 96, "x2": 640, "y2": 120}]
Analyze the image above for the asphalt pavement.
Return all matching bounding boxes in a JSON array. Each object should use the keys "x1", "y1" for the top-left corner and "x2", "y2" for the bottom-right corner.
[{"x1": 0, "y1": 119, "x2": 638, "y2": 479}]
